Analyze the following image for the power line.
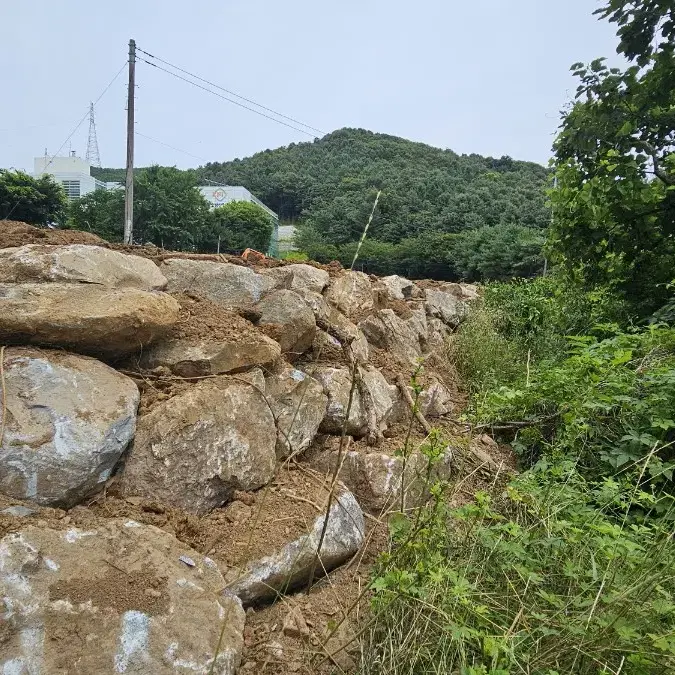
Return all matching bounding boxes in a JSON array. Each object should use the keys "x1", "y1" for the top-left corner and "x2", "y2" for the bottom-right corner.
[
  {"x1": 138, "y1": 57, "x2": 318, "y2": 138},
  {"x1": 138, "y1": 58, "x2": 321, "y2": 138},
  {"x1": 137, "y1": 46, "x2": 324, "y2": 136},
  {"x1": 136, "y1": 130, "x2": 211, "y2": 164},
  {"x1": 2, "y1": 62, "x2": 127, "y2": 222}
]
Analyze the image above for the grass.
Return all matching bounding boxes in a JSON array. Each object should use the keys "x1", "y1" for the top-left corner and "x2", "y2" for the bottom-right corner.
[{"x1": 359, "y1": 462, "x2": 675, "y2": 674}]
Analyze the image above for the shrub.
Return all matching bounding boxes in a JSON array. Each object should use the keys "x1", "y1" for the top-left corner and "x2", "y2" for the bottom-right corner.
[
  {"x1": 363, "y1": 464, "x2": 675, "y2": 674},
  {"x1": 471, "y1": 325, "x2": 675, "y2": 484},
  {"x1": 199, "y1": 201, "x2": 273, "y2": 253}
]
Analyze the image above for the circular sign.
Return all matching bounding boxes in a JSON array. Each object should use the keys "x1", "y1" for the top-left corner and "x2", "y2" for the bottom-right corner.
[{"x1": 213, "y1": 189, "x2": 225, "y2": 202}]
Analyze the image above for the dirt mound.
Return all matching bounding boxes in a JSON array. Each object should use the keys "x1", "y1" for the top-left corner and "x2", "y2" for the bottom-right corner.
[
  {"x1": 0, "y1": 220, "x2": 107, "y2": 248},
  {"x1": 170, "y1": 292, "x2": 261, "y2": 342}
]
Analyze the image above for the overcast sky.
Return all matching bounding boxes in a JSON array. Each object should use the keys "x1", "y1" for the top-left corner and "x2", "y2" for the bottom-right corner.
[{"x1": 1, "y1": 1, "x2": 620, "y2": 172}]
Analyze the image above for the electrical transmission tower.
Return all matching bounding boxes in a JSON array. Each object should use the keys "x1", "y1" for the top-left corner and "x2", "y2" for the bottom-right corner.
[{"x1": 86, "y1": 102, "x2": 101, "y2": 167}]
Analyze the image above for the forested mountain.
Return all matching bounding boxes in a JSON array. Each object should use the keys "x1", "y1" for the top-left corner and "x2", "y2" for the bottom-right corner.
[
  {"x1": 198, "y1": 128, "x2": 550, "y2": 241},
  {"x1": 92, "y1": 129, "x2": 550, "y2": 279}
]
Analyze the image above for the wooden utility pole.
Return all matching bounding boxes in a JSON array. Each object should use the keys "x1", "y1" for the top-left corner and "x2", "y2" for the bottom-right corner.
[{"x1": 124, "y1": 39, "x2": 136, "y2": 245}]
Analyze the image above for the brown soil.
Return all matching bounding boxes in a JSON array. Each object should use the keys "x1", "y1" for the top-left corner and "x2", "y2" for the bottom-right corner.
[
  {"x1": 49, "y1": 566, "x2": 169, "y2": 615},
  {"x1": 169, "y1": 292, "x2": 262, "y2": 342},
  {"x1": 0, "y1": 221, "x2": 107, "y2": 248}
]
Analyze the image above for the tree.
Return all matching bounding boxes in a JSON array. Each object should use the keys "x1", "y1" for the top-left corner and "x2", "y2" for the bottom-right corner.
[
  {"x1": 0, "y1": 169, "x2": 66, "y2": 226},
  {"x1": 134, "y1": 166, "x2": 210, "y2": 250},
  {"x1": 550, "y1": 0, "x2": 675, "y2": 314},
  {"x1": 66, "y1": 188, "x2": 124, "y2": 241},
  {"x1": 450, "y1": 224, "x2": 545, "y2": 281},
  {"x1": 199, "y1": 201, "x2": 273, "y2": 253},
  {"x1": 65, "y1": 166, "x2": 210, "y2": 250}
]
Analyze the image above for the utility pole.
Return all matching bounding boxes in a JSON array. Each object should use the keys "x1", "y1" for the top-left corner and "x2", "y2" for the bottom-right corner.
[{"x1": 124, "y1": 39, "x2": 136, "y2": 245}]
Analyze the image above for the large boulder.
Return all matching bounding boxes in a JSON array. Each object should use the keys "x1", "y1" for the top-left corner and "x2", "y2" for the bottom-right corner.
[
  {"x1": 426, "y1": 317, "x2": 450, "y2": 354},
  {"x1": 424, "y1": 288, "x2": 468, "y2": 327},
  {"x1": 0, "y1": 244, "x2": 167, "y2": 290},
  {"x1": 224, "y1": 490, "x2": 364, "y2": 605},
  {"x1": 325, "y1": 271, "x2": 374, "y2": 319},
  {"x1": 265, "y1": 366, "x2": 328, "y2": 459},
  {"x1": 0, "y1": 520, "x2": 245, "y2": 674},
  {"x1": 313, "y1": 365, "x2": 396, "y2": 437},
  {"x1": 139, "y1": 333, "x2": 280, "y2": 378},
  {"x1": 120, "y1": 377, "x2": 276, "y2": 514},
  {"x1": 359, "y1": 309, "x2": 422, "y2": 365},
  {"x1": 418, "y1": 379, "x2": 456, "y2": 417},
  {"x1": 0, "y1": 283, "x2": 179, "y2": 356},
  {"x1": 0, "y1": 348, "x2": 138, "y2": 508},
  {"x1": 161, "y1": 259, "x2": 275, "y2": 310},
  {"x1": 262, "y1": 264, "x2": 330, "y2": 294},
  {"x1": 327, "y1": 307, "x2": 370, "y2": 364},
  {"x1": 374, "y1": 274, "x2": 415, "y2": 301},
  {"x1": 254, "y1": 289, "x2": 316, "y2": 358},
  {"x1": 309, "y1": 447, "x2": 437, "y2": 513}
]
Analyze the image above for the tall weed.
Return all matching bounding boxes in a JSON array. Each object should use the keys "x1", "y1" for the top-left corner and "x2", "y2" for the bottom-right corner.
[{"x1": 361, "y1": 464, "x2": 675, "y2": 674}]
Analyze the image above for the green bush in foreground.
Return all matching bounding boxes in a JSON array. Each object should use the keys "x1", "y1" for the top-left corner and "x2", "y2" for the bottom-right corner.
[{"x1": 363, "y1": 464, "x2": 675, "y2": 674}]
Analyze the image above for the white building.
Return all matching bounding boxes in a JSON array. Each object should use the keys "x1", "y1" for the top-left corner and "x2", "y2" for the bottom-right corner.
[
  {"x1": 33, "y1": 153, "x2": 108, "y2": 199},
  {"x1": 199, "y1": 185, "x2": 279, "y2": 221}
]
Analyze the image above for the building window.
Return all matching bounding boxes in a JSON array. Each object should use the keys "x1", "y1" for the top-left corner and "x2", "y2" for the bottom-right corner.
[{"x1": 61, "y1": 180, "x2": 81, "y2": 199}]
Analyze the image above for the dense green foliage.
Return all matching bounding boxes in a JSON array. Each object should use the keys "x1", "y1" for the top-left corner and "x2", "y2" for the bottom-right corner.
[
  {"x1": 363, "y1": 3, "x2": 675, "y2": 673},
  {"x1": 199, "y1": 201, "x2": 273, "y2": 253},
  {"x1": 0, "y1": 169, "x2": 66, "y2": 226},
  {"x1": 365, "y1": 465, "x2": 675, "y2": 674},
  {"x1": 92, "y1": 129, "x2": 551, "y2": 279},
  {"x1": 68, "y1": 166, "x2": 210, "y2": 249},
  {"x1": 200, "y1": 128, "x2": 549, "y2": 279},
  {"x1": 549, "y1": 1, "x2": 675, "y2": 316}
]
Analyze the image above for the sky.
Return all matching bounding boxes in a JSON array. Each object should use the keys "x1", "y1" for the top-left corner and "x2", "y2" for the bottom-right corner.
[{"x1": 1, "y1": 1, "x2": 621, "y2": 172}]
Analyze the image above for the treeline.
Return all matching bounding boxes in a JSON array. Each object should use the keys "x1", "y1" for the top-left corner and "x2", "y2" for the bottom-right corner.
[
  {"x1": 32, "y1": 131, "x2": 551, "y2": 281},
  {"x1": 0, "y1": 166, "x2": 274, "y2": 253},
  {"x1": 199, "y1": 128, "x2": 550, "y2": 279}
]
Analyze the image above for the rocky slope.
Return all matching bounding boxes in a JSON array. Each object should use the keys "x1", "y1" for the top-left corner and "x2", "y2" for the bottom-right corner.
[{"x1": 0, "y1": 227, "x2": 503, "y2": 674}]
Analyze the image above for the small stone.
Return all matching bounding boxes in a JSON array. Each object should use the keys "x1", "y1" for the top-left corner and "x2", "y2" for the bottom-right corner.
[
  {"x1": 144, "y1": 588, "x2": 162, "y2": 598},
  {"x1": 179, "y1": 555, "x2": 196, "y2": 567},
  {"x1": 288, "y1": 662, "x2": 302, "y2": 672},
  {"x1": 1, "y1": 505, "x2": 35, "y2": 517},
  {"x1": 267, "y1": 641, "x2": 284, "y2": 659},
  {"x1": 283, "y1": 606, "x2": 310, "y2": 638}
]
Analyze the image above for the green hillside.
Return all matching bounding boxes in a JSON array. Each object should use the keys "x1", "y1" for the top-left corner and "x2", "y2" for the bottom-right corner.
[
  {"x1": 93, "y1": 128, "x2": 550, "y2": 279},
  {"x1": 199, "y1": 128, "x2": 550, "y2": 239}
]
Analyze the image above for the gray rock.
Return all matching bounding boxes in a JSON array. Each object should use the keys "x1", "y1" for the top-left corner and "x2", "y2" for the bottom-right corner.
[
  {"x1": 285, "y1": 264, "x2": 330, "y2": 294},
  {"x1": 0, "y1": 244, "x2": 167, "y2": 290},
  {"x1": 0, "y1": 348, "x2": 139, "y2": 508},
  {"x1": 0, "y1": 505, "x2": 35, "y2": 517},
  {"x1": 262, "y1": 264, "x2": 329, "y2": 294},
  {"x1": 327, "y1": 307, "x2": 370, "y2": 364},
  {"x1": 359, "y1": 309, "x2": 422, "y2": 365},
  {"x1": 0, "y1": 520, "x2": 245, "y2": 674},
  {"x1": 296, "y1": 289, "x2": 331, "y2": 323},
  {"x1": 426, "y1": 317, "x2": 450, "y2": 354},
  {"x1": 265, "y1": 366, "x2": 328, "y2": 459},
  {"x1": 424, "y1": 288, "x2": 468, "y2": 327},
  {"x1": 138, "y1": 333, "x2": 281, "y2": 378},
  {"x1": 161, "y1": 259, "x2": 275, "y2": 309},
  {"x1": 224, "y1": 490, "x2": 364, "y2": 604},
  {"x1": 375, "y1": 274, "x2": 415, "y2": 301},
  {"x1": 406, "y1": 305, "x2": 428, "y2": 346},
  {"x1": 0, "y1": 283, "x2": 179, "y2": 356},
  {"x1": 309, "y1": 448, "x2": 433, "y2": 513},
  {"x1": 313, "y1": 365, "x2": 395, "y2": 437},
  {"x1": 255, "y1": 289, "x2": 316, "y2": 358},
  {"x1": 120, "y1": 376, "x2": 276, "y2": 514},
  {"x1": 325, "y1": 271, "x2": 374, "y2": 319},
  {"x1": 419, "y1": 379, "x2": 456, "y2": 417}
]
